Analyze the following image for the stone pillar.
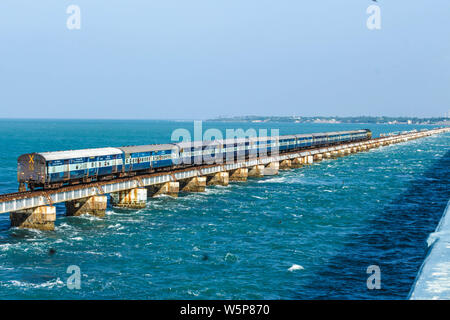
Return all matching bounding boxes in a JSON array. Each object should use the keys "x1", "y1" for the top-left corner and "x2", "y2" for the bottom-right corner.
[
  {"x1": 10, "y1": 206, "x2": 56, "y2": 231},
  {"x1": 264, "y1": 162, "x2": 279, "y2": 176},
  {"x1": 304, "y1": 155, "x2": 314, "y2": 164},
  {"x1": 147, "y1": 182, "x2": 179, "y2": 198},
  {"x1": 206, "y1": 172, "x2": 229, "y2": 186},
  {"x1": 280, "y1": 159, "x2": 292, "y2": 170},
  {"x1": 248, "y1": 165, "x2": 265, "y2": 177},
  {"x1": 229, "y1": 168, "x2": 248, "y2": 182},
  {"x1": 324, "y1": 152, "x2": 332, "y2": 159},
  {"x1": 65, "y1": 195, "x2": 107, "y2": 217},
  {"x1": 291, "y1": 158, "x2": 304, "y2": 167},
  {"x1": 313, "y1": 154, "x2": 323, "y2": 161},
  {"x1": 180, "y1": 176, "x2": 207, "y2": 192},
  {"x1": 111, "y1": 188, "x2": 147, "y2": 209},
  {"x1": 331, "y1": 150, "x2": 339, "y2": 158}
]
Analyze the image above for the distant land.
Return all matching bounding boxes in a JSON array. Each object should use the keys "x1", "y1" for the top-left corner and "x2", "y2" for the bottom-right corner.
[{"x1": 207, "y1": 116, "x2": 450, "y2": 126}]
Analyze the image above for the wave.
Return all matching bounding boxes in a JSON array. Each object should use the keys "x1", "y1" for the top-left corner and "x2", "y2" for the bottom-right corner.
[
  {"x1": 288, "y1": 264, "x2": 304, "y2": 272},
  {"x1": 3, "y1": 278, "x2": 65, "y2": 289}
]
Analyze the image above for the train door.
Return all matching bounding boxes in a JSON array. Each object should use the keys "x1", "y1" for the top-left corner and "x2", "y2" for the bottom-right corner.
[
  {"x1": 64, "y1": 159, "x2": 70, "y2": 180},
  {"x1": 112, "y1": 155, "x2": 117, "y2": 174}
]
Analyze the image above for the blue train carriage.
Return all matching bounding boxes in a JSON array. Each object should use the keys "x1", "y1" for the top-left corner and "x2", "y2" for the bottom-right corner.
[
  {"x1": 325, "y1": 131, "x2": 346, "y2": 145},
  {"x1": 294, "y1": 133, "x2": 314, "y2": 149},
  {"x1": 220, "y1": 137, "x2": 249, "y2": 161},
  {"x1": 175, "y1": 141, "x2": 203, "y2": 166},
  {"x1": 118, "y1": 144, "x2": 178, "y2": 174},
  {"x1": 311, "y1": 132, "x2": 329, "y2": 147},
  {"x1": 200, "y1": 140, "x2": 223, "y2": 164},
  {"x1": 278, "y1": 135, "x2": 297, "y2": 152},
  {"x1": 17, "y1": 147, "x2": 124, "y2": 191}
]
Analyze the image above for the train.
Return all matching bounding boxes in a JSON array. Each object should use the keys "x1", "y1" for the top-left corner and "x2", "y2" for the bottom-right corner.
[{"x1": 17, "y1": 129, "x2": 372, "y2": 191}]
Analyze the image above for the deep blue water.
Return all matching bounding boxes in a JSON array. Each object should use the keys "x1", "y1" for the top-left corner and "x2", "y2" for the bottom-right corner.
[{"x1": 0, "y1": 119, "x2": 448, "y2": 299}]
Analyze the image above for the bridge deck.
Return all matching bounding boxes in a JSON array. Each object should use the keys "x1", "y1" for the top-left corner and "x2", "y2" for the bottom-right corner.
[{"x1": 0, "y1": 129, "x2": 447, "y2": 214}]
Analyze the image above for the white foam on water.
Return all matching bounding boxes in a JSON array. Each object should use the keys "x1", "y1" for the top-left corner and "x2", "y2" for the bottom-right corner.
[
  {"x1": 187, "y1": 290, "x2": 200, "y2": 297},
  {"x1": 107, "y1": 223, "x2": 122, "y2": 229},
  {"x1": 288, "y1": 264, "x2": 304, "y2": 272},
  {"x1": 85, "y1": 250, "x2": 104, "y2": 256},
  {"x1": 0, "y1": 244, "x2": 12, "y2": 252},
  {"x1": 70, "y1": 237, "x2": 83, "y2": 241},
  {"x1": 258, "y1": 177, "x2": 286, "y2": 184},
  {"x1": 77, "y1": 214, "x2": 102, "y2": 221},
  {"x1": 5, "y1": 278, "x2": 65, "y2": 289},
  {"x1": 251, "y1": 196, "x2": 267, "y2": 200}
]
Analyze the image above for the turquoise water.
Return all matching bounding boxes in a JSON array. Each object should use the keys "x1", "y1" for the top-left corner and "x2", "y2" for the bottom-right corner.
[{"x1": 0, "y1": 119, "x2": 448, "y2": 299}]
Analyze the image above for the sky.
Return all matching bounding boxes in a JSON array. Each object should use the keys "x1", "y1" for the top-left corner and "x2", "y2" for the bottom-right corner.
[{"x1": 0, "y1": 1, "x2": 449, "y2": 119}]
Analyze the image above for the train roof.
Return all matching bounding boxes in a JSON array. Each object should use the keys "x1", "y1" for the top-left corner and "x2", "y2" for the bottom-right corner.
[
  {"x1": 118, "y1": 144, "x2": 177, "y2": 154},
  {"x1": 38, "y1": 147, "x2": 123, "y2": 161}
]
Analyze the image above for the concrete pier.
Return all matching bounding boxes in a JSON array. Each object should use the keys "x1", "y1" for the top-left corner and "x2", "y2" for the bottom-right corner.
[
  {"x1": 264, "y1": 162, "x2": 279, "y2": 176},
  {"x1": 229, "y1": 168, "x2": 248, "y2": 182},
  {"x1": 65, "y1": 195, "x2": 107, "y2": 217},
  {"x1": 280, "y1": 159, "x2": 292, "y2": 170},
  {"x1": 206, "y1": 172, "x2": 229, "y2": 186},
  {"x1": 147, "y1": 182, "x2": 179, "y2": 197},
  {"x1": 302, "y1": 155, "x2": 313, "y2": 164},
  {"x1": 111, "y1": 188, "x2": 147, "y2": 209},
  {"x1": 248, "y1": 165, "x2": 265, "y2": 177},
  {"x1": 180, "y1": 176, "x2": 207, "y2": 192},
  {"x1": 313, "y1": 154, "x2": 323, "y2": 162},
  {"x1": 291, "y1": 158, "x2": 304, "y2": 168},
  {"x1": 10, "y1": 206, "x2": 56, "y2": 231}
]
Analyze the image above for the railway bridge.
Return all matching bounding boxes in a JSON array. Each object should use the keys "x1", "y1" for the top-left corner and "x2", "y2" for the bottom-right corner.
[{"x1": 0, "y1": 128, "x2": 448, "y2": 231}]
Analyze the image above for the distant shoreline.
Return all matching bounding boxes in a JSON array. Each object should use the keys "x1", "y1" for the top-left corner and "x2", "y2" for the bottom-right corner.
[{"x1": 207, "y1": 116, "x2": 450, "y2": 126}]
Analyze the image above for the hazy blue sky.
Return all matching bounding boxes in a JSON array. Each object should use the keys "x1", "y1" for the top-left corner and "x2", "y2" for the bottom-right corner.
[{"x1": 0, "y1": 1, "x2": 449, "y2": 119}]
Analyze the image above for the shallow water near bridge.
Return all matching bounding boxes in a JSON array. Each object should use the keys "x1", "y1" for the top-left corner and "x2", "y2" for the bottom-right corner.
[{"x1": 0, "y1": 120, "x2": 448, "y2": 299}]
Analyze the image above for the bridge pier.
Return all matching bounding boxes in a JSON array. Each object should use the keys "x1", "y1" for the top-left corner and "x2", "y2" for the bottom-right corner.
[
  {"x1": 291, "y1": 158, "x2": 303, "y2": 168},
  {"x1": 111, "y1": 188, "x2": 147, "y2": 209},
  {"x1": 229, "y1": 168, "x2": 248, "y2": 182},
  {"x1": 147, "y1": 182, "x2": 179, "y2": 198},
  {"x1": 180, "y1": 176, "x2": 206, "y2": 192},
  {"x1": 279, "y1": 160, "x2": 292, "y2": 170},
  {"x1": 10, "y1": 206, "x2": 56, "y2": 231},
  {"x1": 206, "y1": 172, "x2": 229, "y2": 186},
  {"x1": 313, "y1": 154, "x2": 323, "y2": 162},
  {"x1": 264, "y1": 162, "x2": 279, "y2": 176},
  {"x1": 65, "y1": 195, "x2": 107, "y2": 217},
  {"x1": 303, "y1": 155, "x2": 314, "y2": 164},
  {"x1": 248, "y1": 165, "x2": 265, "y2": 177}
]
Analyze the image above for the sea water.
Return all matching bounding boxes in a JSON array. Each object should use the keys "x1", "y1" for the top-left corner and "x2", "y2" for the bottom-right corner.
[{"x1": 0, "y1": 119, "x2": 448, "y2": 299}]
